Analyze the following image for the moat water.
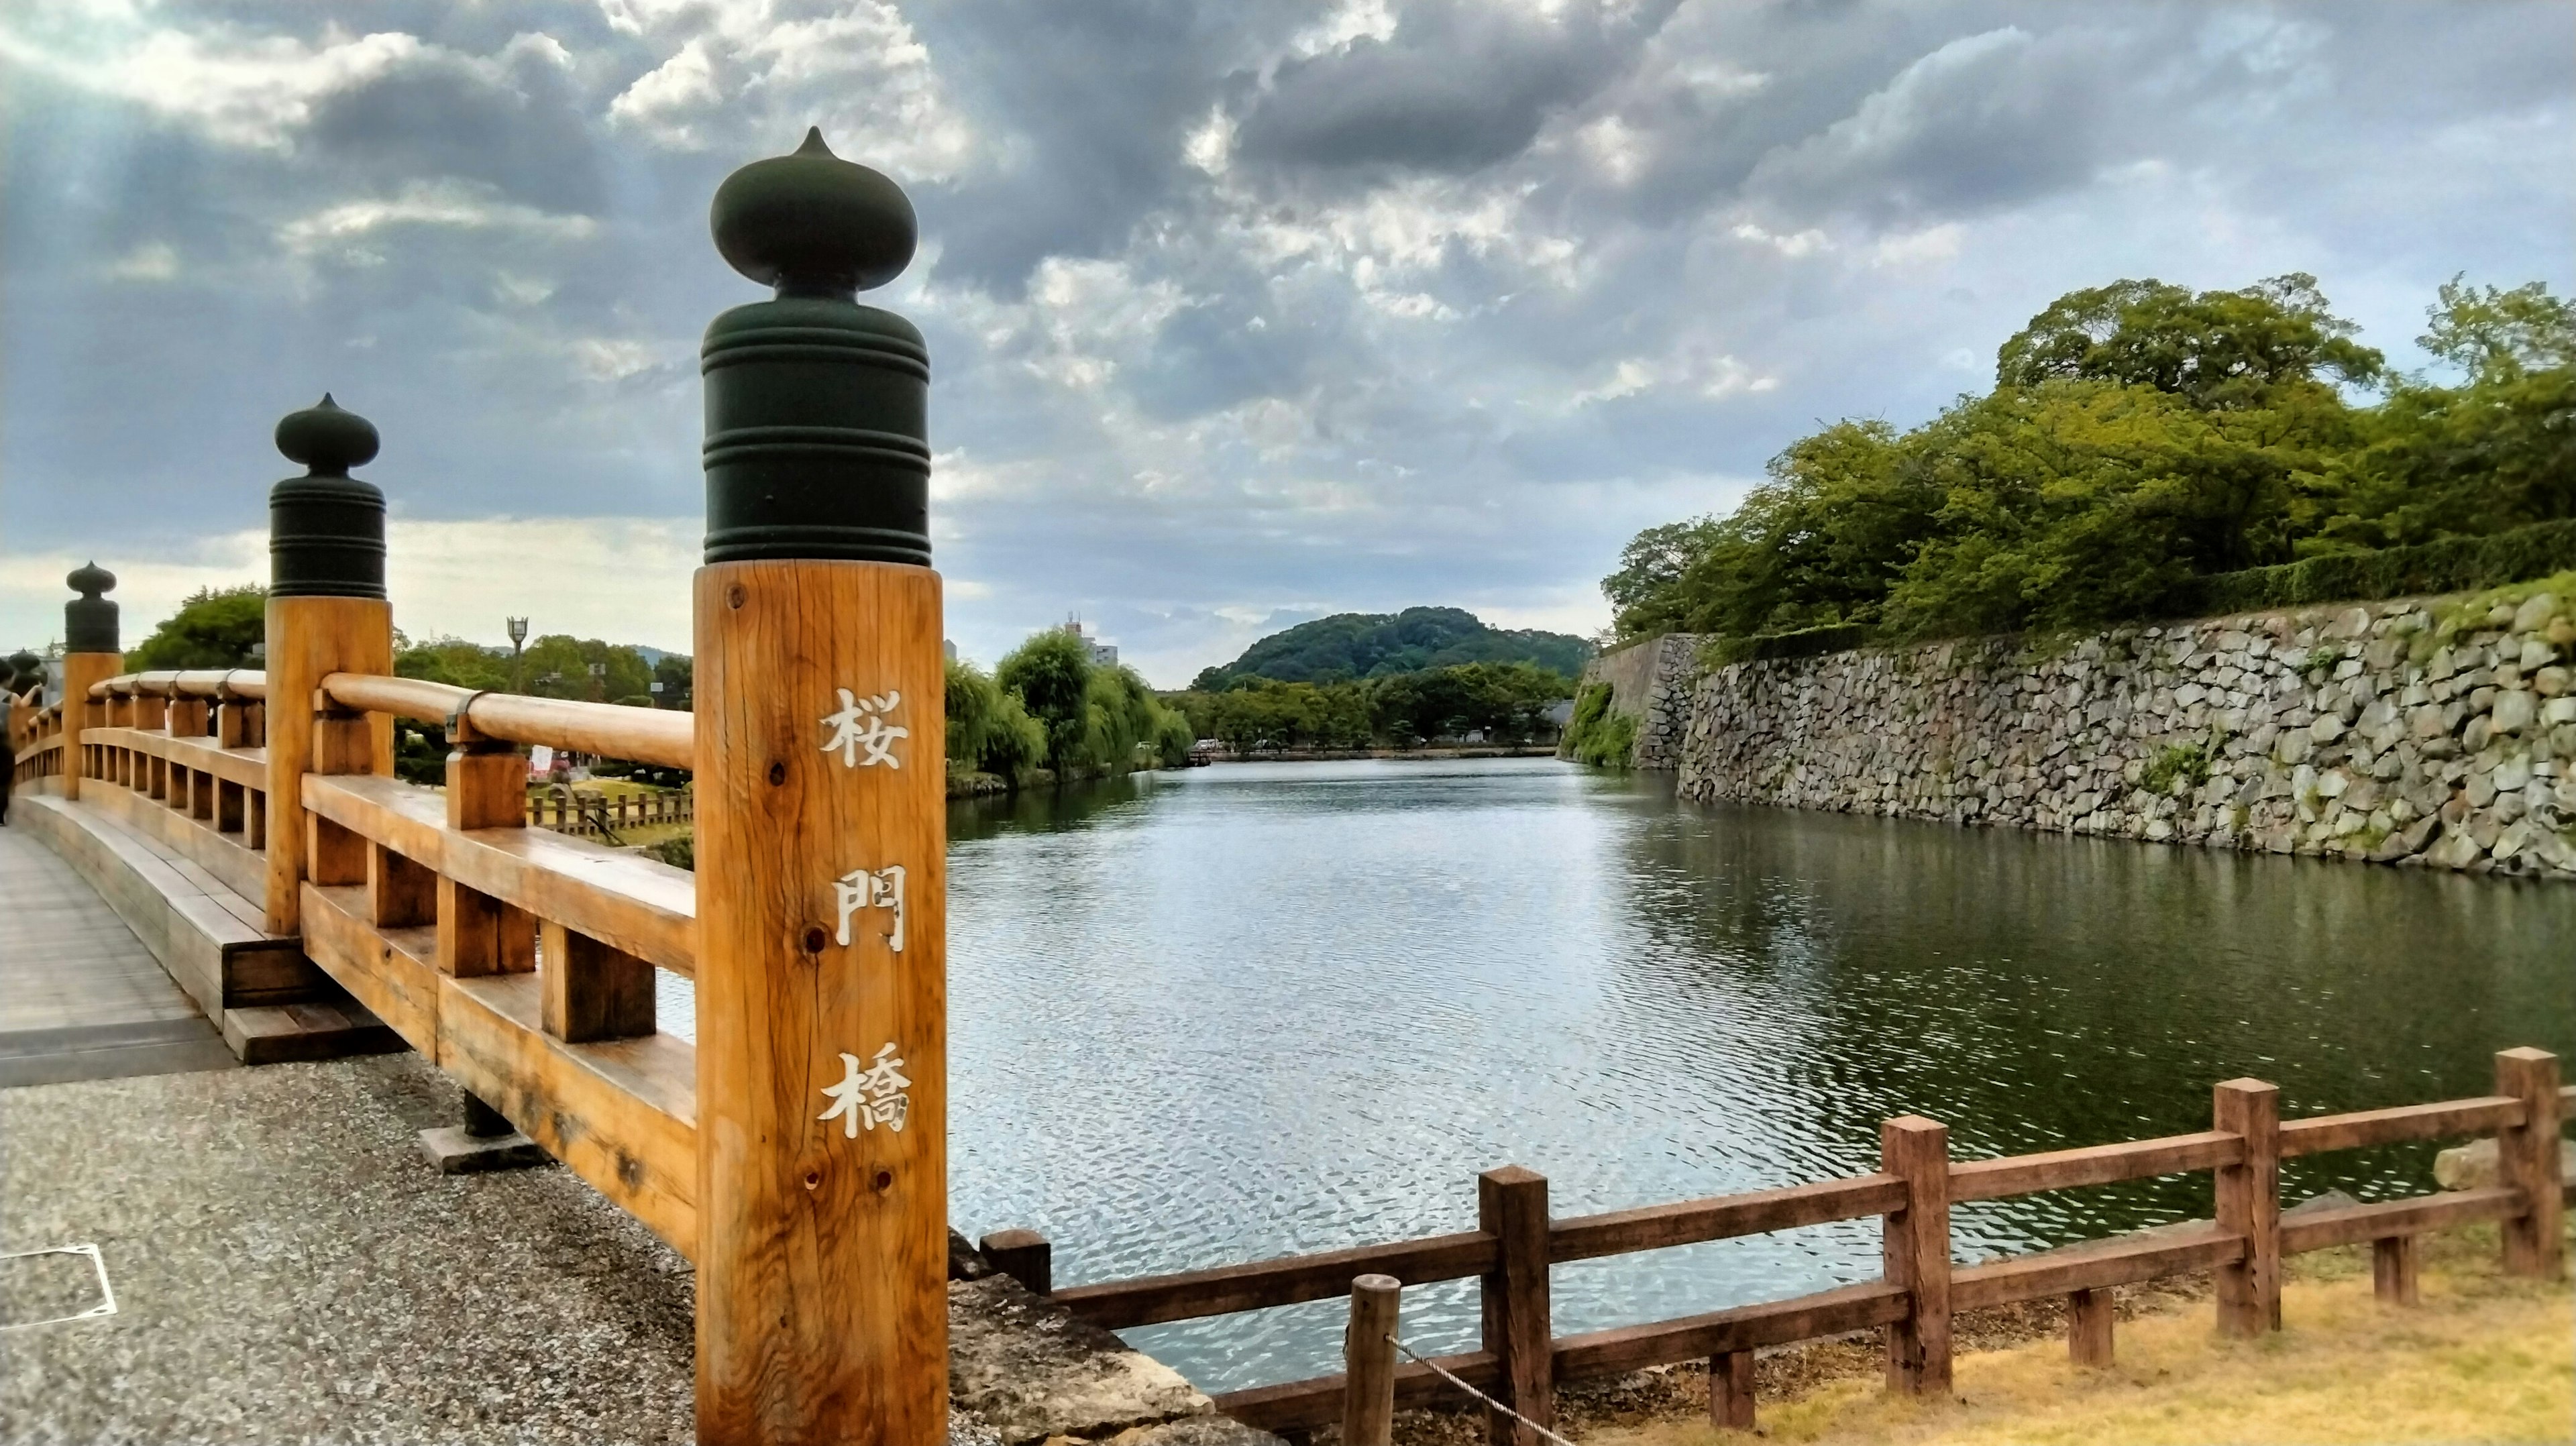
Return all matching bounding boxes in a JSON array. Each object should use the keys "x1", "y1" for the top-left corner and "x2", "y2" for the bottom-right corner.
[{"x1": 666, "y1": 756, "x2": 2576, "y2": 1393}]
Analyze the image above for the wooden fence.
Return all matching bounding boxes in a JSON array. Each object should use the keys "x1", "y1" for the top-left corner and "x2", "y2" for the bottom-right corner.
[
  {"x1": 525, "y1": 783, "x2": 694, "y2": 837},
  {"x1": 981, "y1": 1060, "x2": 2571, "y2": 1439}
]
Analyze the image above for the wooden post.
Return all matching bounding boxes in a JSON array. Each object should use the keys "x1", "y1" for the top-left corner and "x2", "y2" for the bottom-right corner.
[
  {"x1": 2213, "y1": 1078, "x2": 2281, "y2": 1335},
  {"x1": 1880, "y1": 1116, "x2": 1952, "y2": 1394},
  {"x1": 2372, "y1": 1236, "x2": 2419, "y2": 1306},
  {"x1": 441, "y1": 726, "x2": 535, "y2": 978},
  {"x1": 1707, "y1": 1350, "x2": 1756, "y2": 1432},
  {"x1": 2495, "y1": 1048, "x2": 2564, "y2": 1280},
  {"x1": 691, "y1": 131, "x2": 946, "y2": 1446},
  {"x1": 2068, "y1": 1287, "x2": 2114, "y2": 1366},
  {"x1": 979, "y1": 1229, "x2": 1053, "y2": 1296},
  {"x1": 539, "y1": 922, "x2": 655, "y2": 1042},
  {"x1": 57, "y1": 563, "x2": 121, "y2": 803},
  {"x1": 1342, "y1": 1274, "x2": 1401, "y2": 1446},
  {"x1": 1478, "y1": 1165, "x2": 1553, "y2": 1446},
  {"x1": 262, "y1": 396, "x2": 394, "y2": 935}
]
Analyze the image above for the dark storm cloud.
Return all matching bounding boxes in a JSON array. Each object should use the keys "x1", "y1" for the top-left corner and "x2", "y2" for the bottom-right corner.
[
  {"x1": 910, "y1": 0, "x2": 1307, "y2": 292},
  {"x1": 303, "y1": 38, "x2": 606, "y2": 213},
  {"x1": 1743, "y1": 23, "x2": 2123, "y2": 227},
  {"x1": 1232, "y1": 0, "x2": 1675, "y2": 176}
]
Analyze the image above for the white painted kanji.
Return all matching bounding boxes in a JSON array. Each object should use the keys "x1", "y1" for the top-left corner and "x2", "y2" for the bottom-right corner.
[
  {"x1": 833, "y1": 865, "x2": 906, "y2": 952},
  {"x1": 818, "y1": 1043, "x2": 913, "y2": 1137},
  {"x1": 820, "y1": 688, "x2": 908, "y2": 769}
]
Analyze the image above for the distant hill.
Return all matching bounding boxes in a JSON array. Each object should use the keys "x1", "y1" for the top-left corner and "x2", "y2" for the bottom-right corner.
[{"x1": 1190, "y1": 607, "x2": 1593, "y2": 690}]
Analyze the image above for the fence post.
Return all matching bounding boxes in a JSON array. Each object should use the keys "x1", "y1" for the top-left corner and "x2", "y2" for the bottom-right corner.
[
  {"x1": 2494, "y1": 1048, "x2": 2563, "y2": 1280},
  {"x1": 1343, "y1": 1274, "x2": 1401, "y2": 1446},
  {"x1": 691, "y1": 131, "x2": 946, "y2": 1446},
  {"x1": 1707, "y1": 1349, "x2": 1755, "y2": 1431},
  {"x1": 2372, "y1": 1236, "x2": 2419, "y2": 1306},
  {"x1": 58, "y1": 564, "x2": 123, "y2": 802},
  {"x1": 1478, "y1": 1165, "x2": 1552, "y2": 1446},
  {"x1": 979, "y1": 1229, "x2": 1053, "y2": 1296},
  {"x1": 1880, "y1": 1116, "x2": 1951, "y2": 1394},
  {"x1": 2212, "y1": 1078, "x2": 2281, "y2": 1335},
  {"x1": 262, "y1": 396, "x2": 394, "y2": 934},
  {"x1": 2068, "y1": 1286, "x2": 2114, "y2": 1366}
]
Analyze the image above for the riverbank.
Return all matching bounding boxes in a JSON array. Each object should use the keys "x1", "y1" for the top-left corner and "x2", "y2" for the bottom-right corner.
[{"x1": 1361, "y1": 1220, "x2": 2571, "y2": 1446}]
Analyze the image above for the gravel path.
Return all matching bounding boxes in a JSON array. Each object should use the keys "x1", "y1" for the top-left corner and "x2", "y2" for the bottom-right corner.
[{"x1": 1, "y1": 1053, "x2": 697, "y2": 1444}]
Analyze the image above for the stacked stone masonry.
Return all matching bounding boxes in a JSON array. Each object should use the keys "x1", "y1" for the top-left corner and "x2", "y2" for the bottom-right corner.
[
  {"x1": 1667, "y1": 590, "x2": 2576, "y2": 881},
  {"x1": 1578, "y1": 632, "x2": 1706, "y2": 770}
]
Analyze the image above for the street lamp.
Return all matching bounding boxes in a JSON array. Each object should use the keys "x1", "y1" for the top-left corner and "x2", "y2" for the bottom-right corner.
[{"x1": 506, "y1": 616, "x2": 529, "y2": 693}]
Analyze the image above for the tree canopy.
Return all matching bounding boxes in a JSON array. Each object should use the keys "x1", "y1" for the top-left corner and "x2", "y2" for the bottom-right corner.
[
  {"x1": 124, "y1": 585, "x2": 266, "y2": 669},
  {"x1": 1164, "y1": 661, "x2": 1573, "y2": 753},
  {"x1": 1606, "y1": 274, "x2": 2576, "y2": 643},
  {"x1": 1191, "y1": 606, "x2": 1591, "y2": 689}
]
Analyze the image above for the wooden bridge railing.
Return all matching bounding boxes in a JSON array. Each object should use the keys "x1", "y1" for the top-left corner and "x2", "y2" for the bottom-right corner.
[
  {"x1": 7, "y1": 131, "x2": 955, "y2": 1445},
  {"x1": 996, "y1": 1056, "x2": 2568, "y2": 1438}
]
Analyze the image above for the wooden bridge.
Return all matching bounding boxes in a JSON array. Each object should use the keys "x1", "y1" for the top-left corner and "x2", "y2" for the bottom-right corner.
[{"x1": 7, "y1": 129, "x2": 2571, "y2": 1446}]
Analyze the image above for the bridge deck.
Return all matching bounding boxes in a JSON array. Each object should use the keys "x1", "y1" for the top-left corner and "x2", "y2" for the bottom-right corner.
[{"x1": 0, "y1": 820, "x2": 235, "y2": 1088}]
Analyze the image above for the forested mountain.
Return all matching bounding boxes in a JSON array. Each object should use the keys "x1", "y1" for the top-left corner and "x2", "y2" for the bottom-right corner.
[{"x1": 1191, "y1": 607, "x2": 1592, "y2": 689}]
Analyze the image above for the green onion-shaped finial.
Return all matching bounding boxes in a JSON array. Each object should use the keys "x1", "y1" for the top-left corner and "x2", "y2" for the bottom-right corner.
[
  {"x1": 700, "y1": 129, "x2": 930, "y2": 566},
  {"x1": 710, "y1": 127, "x2": 918, "y2": 297},
  {"x1": 270, "y1": 394, "x2": 386, "y2": 598},
  {"x1": 64, "y1": 561, "x2": 119, "y2": 653}
]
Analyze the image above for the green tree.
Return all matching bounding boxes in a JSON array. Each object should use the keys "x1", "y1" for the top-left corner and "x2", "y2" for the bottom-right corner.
[
  {"x1": 1995, "y1": 273, "x2": 2383, "y2": 410},
  {"x1": 1192, "y1": 606, "x2": 1591, "y2": 689},
  {"x1": 945, "y1": 658, "x2": 1044, "y2": 780},
  {"x1": 125, "y1": 585, "x2": 265, "y2": 670}
]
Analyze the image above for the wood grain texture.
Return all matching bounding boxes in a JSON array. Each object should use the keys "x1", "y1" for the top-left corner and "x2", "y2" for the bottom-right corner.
[
  {"x1": 2068, "y1": 1288, "x2": 2113, "y2": 1367},
  {"x1": 1341, "y1": 1275, "x2": 1401, "y2": 1446},
  {"x1": 1550, "y1": 1281, "x2": 1909, "y2": 1380},
  {"x1": 441, "y1": 970, "x2": 697, "y2": 1257},
  {"x1": 541, "y1": 920, "x2": 657, "y2": 1042},
  {"x1": 2275, "y1": 1188, "x2": 2519, "y2": 1254},
  {"x1": 2212, "y1": 1079, "x2": 2282, "y2": 1336},
  {"x1": 302, "y1": 882, "x2": 441, "y2": 1053},
  {"x1": 323, "y1": 671, "x2": 694, "y2": 769},
  {"x1": 1950, "y1": 1222, "x2": 2241, "y2": 1311},
  {"x1": 692, "y1": 560, "x2": 946, "y2": 1446},
  {"x1": 305, "y1": 773, "x2": 695, "y2": 976},
  {"x1": 1479, "y1": 1166, "x2": 1553, "y2": 1446},
  {"x1": 2493, "y1": 1048, "x2": 2564, "y2": 1280},
  {"x1": 1708, "y1": 1351, "x2": 1754, "y2": 1431},
  {"x1": 1550, "y1": 1174, "x2": 1906, "y2": 1261},
  {"x1": 2373, "y1": 1235, "x2": 2419, "y2": 1306},
  {"x1": 263, "y1": 596, "x2": 392, "y2": 933},
  {"x1": 2277, "y1": 1097, "x2": 2522, "y2": 1158},
  {"x1": 1054, "y1": 1231, "x2": 1497, "y2": 1329},
  {"x1": 1880, "y1": 1116, "x2": 1951, "y2": 1394},
  {"x1": 56, "y1": 653, "x2": 121, "y2": 801}
]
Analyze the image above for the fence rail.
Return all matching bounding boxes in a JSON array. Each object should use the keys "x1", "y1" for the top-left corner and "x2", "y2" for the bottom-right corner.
[{"x1": 994, "y1": 1056, "x2": 2569, "y2": 1437}]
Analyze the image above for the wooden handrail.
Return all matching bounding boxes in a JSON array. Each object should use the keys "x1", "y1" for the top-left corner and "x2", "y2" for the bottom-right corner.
[
  {"x1": 2277, "y1": 1097, "x2": 2523, "y2": 1158},
  {"x1": 1054, "y1": 1229, "x2": 1498, "y2": 1330},
  {"x1": 1949, "y1": 1130, "x2": 2242, "y2": 1201},
  {"x1": 1549, "y1": 1173, "x2": 1905, "y2": 1262},
  {"x1": 320, "y1": 672, "x2": 693, "y2": 769}
]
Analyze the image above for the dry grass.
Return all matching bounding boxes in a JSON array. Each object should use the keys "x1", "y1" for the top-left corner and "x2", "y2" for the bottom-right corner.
[{"x1": 1570, "y1": 1227, "x2": 2573, "y2": 1446}]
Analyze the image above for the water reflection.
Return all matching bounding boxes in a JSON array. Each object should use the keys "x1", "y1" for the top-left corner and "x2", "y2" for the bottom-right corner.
[{"x1": 669, "y1": 757, "x2": 2575, "y2": 1393}]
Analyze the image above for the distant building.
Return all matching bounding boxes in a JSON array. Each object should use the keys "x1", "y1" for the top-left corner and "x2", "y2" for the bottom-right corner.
[
  {"x1": 943, "y1": 639, "x2": 957, "y2": 662},
  {"x1": 1061, "y1": 616, "x2": 1118, "y2": 667}
]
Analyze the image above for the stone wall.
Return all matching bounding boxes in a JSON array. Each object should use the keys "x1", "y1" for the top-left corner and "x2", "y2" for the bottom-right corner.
[
  {"x1": 1575, "y1": 632, "x2": 1705, "y2": 769},
  {"x1": 1674, "y1": 587, "x2": 2576, "y2": 880}
]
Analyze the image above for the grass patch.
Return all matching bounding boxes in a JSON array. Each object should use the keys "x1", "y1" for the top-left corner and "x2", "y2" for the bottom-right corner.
[{"x1": 1581, "y1": 1226, "x2": 2573, "y2": 1446}]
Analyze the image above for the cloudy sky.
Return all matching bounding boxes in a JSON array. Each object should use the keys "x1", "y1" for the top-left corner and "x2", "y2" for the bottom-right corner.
[{"x1": 3, "y1": 1, "x2": 2569, "y2": 685}]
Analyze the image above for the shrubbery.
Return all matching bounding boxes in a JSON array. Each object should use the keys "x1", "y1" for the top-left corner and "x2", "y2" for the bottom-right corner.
[
  {"x1": 1607, "y1": 275, "x2": 2576, "y2": 651},
  {"x1": 1559, "y1": 683, "x2": 1635, "y2": 769}
]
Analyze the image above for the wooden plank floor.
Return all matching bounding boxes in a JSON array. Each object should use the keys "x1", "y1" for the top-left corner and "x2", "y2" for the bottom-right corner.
[{"x1": 0, "y1": 819, "x2": 235, "y2": 1087}]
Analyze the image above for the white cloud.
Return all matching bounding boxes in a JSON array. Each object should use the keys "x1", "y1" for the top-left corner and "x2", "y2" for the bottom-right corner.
[
  {"x1": 103, "y1": 242, "x2": 179, "y2": 282},
  {"x1": 278, "y1": 180, "x2": 600, "y2": 260}
]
